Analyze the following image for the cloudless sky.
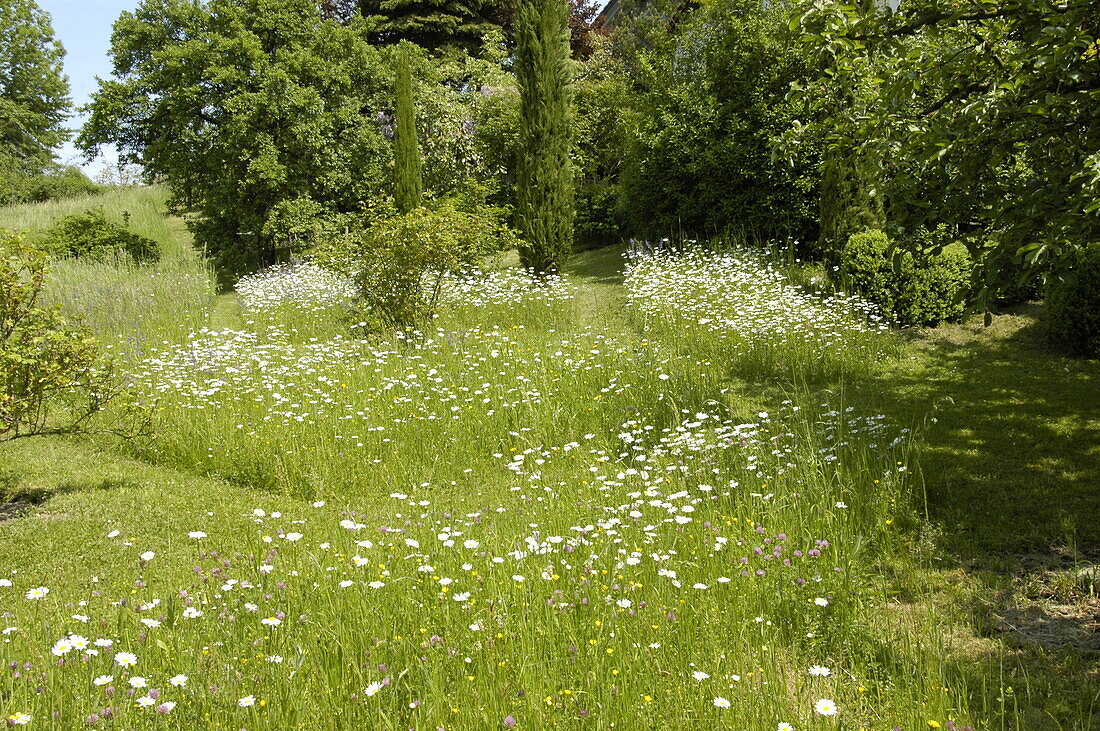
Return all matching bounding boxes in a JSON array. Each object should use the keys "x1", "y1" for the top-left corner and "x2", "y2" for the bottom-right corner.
[{"x1": 39, "y1": 0, "x2": 140, "y2": 171}]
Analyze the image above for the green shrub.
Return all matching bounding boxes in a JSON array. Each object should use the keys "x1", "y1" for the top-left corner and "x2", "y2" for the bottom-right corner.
[
  {"x1": 315, "y1": 200, "x2": 517, "y2": 331},
  {"x1": 574, "y1": 182, "x2": 622, "y2": 251},
  {"x1": 1046, "y1": 242, "x2": 1100, "y2": 357},
  {"x1": 1, "y1": 232, "x2": 111, "y2": 440},
  {"x1": 18, "y1": 166, "x2": 102, "y2": 203},
  {"x1": 36, "y1": 209, "x2": 160, "y2": 263},
  {"x1": 841, "y1": 228, "x2": 972, "y2": 327}
]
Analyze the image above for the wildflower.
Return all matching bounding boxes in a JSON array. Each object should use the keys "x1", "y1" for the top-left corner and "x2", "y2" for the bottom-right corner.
[
  {"x1": 52, "y1": 638, "x2": 73, "y2": 656},
  {"x1": 814, "y1": 699, "x2": 838, "y2": 716},
  {"x1": 182, "y1": 607, "x2": 203, "y2": 619},
  {"x1": 266, "y1": 655, "x2": 284, "y2": 663},
  {"x1": 94, "y1": 675, "x2": 113, "y2": 686},
  {"x1": 692, "y1": 671, "x2": 709, "y2": 681},
  {"x1": 25, "y1": 586, "x2": 49, "y2": 600},
  {"x1": 339, "y1": 580, "x2": 355, "y2": 588},
  {"x1": 464, "y1": 539, "x2": 480, "y2": 549},
  {"x1": 778, "y1": 724, "x2": 794, "y2": 731},
  {"x1": 284, "y1": 533, "x2": 303, "y2": 541},
  {"x1": 129, "y1": 677, "x2": 148, "y2": 688},
  {"x1": 169, "y1": 675, "x2": 188, "y2": 687},
  {"x1": 261, "y1": 617, "x2": 282, "y2": 627},
  {"x1": 238, "y1": 695, "x2": 256, "y2": 707},
  {"x1": 368, "y1": 581, "x2": 385, "y2": 589},
  {"x1": 814, "y1": 597, "x2": 829, "y2": 607},
  {"x1": 140, "y1": 618, "x2": 161, "y2": 628},
  {"x1": 156, "y1": 702, "x2": 176, "y2": 714},
  {"x1": 0, "y1": 579, "x2": 10, "y2": 587},
  {"x1": 312, "y1": 500, "x2": 325, "y2": 507},
  {"x1": 504, "y1": 715, "x2": 517, "y2": 728},
  {"x1": 7, "y1": 712, "x2": 31, "y2": 725},
  {"x1": 140, "y1": 551, "x2": 155, "y2": 561},
  {"x1": 135, "y1": 695, "x2": 156, "y2": 708},
  {"x1": 188, "y1": 531, "x2": 207, "y2": 539},
  {"x1": 808, "y1": 665, "x2": 831, "y2": 677},
  {"x1": 114, "y1": 651, "x2": 138, "y2": 667},
  {"x1": 365, "y1": 681, "x2": 384, "y2": 697},
  {"x1": 713, "y1": 697, "x2": 731, "y2": 708}
]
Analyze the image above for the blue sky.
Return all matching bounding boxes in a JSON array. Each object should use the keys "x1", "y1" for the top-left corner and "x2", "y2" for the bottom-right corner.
[{"x1": 40, "y1": 0, "x2": 139, "y2": 172}]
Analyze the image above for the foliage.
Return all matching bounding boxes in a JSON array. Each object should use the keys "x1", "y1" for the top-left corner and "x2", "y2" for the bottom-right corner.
[
  {"x1": 0, "y1": 232, "x2": 113, "y2": 440},
  {"x1": 315, "y1": 200, "x2": 506, "y2": 330},
  {"x1": 818, "y1": 149, "x2": 883, "y2": 262},
  {"x1": 1046, "y1": 242, "x2": 1100, "y2": 358},
  {"x1": 788, "y1": 0, "x2": 1100, "y2": 306},
  {"x1": 35, "y1": 209, "x2": 160, "y2": 263},
  {"x1": 0, "y1": 0, "x2": 71, "y2": 173},
  {"x1": 617, "y1": 0, "x2": 822, "y2": 245},
  {"x1": 356, "y1": 0, "x2": 511, "y2": 54},
  {"x1": 840, "y1": 228, "x2": 971, "y2": 327},
  {"x1": 515, "y1": 0, "x2": 575, "y2": 273},
  {"x1": 79, "y1": 0, "x2": 394, "y2": 275},
  {"x1": 0, "y1": 162, "x2": 101, "y2": 205},
  {"x1": 394, "y1": 43, "x2": 423, "y2": 214}
]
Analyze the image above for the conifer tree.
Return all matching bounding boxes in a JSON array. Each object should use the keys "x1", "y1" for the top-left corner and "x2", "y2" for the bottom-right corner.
[
  {"x1": 393, "y1": 43, "x2": 422, "y2": 214},
  {"x1": 358, "y1": 0, "x2": 509, "y2": 54},
  {"x1": 515, "y1": 0, "x2": 574, "y2": 274}
]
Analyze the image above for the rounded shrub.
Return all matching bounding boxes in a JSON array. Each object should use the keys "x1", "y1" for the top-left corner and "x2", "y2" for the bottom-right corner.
[
  {"x1": 36, "y1": 209, "x2": 160, "y2": 263},
  {"x1": 1046, "y1": 242, "x2": 1100, "y2": 357},
  {"x1": 840, "y1": 228, "x2": 972, "y2": 327}
]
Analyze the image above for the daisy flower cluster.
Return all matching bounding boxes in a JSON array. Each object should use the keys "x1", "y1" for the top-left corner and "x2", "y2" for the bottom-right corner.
[
  {"x1": 235, "y1": 262, "x2": 358, "y2": 315},
  {"x1": 624, "y1": 247, "x2": 891, "y2": 377},
  {"x1": 437, "y1": 269, "x2": 576, "y2": 308}
]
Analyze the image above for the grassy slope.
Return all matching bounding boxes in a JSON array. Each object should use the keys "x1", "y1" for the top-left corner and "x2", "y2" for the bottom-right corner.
[
  {"x1": 0, "y1": 186, "x2": 193, "y2": 261},
  {"x1": 0, "y1": 219, "x2": 1097, "y2": 725}
]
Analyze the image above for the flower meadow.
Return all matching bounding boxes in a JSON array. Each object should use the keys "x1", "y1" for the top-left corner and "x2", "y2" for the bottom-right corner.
[
  {"x1": 1, "y1": 253, "x2": 977, "y2": 728},
  {"x1": 624, "y1": 248, "x2": 893, "y2": 381}
]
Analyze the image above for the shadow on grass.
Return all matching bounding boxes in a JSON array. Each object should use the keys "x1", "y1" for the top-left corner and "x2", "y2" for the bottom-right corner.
[{"x1": 847, "y1": 305, "x2": 1100, "y2": 558}]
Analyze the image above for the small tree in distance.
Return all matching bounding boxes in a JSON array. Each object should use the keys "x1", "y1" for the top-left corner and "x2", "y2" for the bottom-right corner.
[
  {"x1": 515, "y1": 0, "x2": 575, "y2": 274},
  {"x1": 393, "y1": 43, "x2": 423, "y2": 214}
]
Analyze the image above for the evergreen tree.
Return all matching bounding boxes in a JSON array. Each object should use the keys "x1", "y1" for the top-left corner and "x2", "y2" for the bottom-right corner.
[
  {"x1": 393, "y1": 43, "x2": 422, "y2": 214},
  {"x1": 358, "y1": 0, "x2": 510, "y2": 54},
  {"x1": 515, "y1": 0, "x2": 574, "y2": 274}
]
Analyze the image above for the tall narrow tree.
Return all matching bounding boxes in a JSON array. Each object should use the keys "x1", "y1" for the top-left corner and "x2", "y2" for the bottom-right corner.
[
  {"x1": 515, "y1": 0, "x2": 574, "y2": 274},
  {"x1": 393, "y1": 43, "x2": 422, "y2": 214}
]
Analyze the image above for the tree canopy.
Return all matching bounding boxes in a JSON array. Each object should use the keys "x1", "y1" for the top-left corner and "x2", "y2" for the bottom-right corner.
[
  {"x1": 79, "y1": 0, "x2": 394, "y2": 272},
  {"x1": 788, "y1": 0, "x2": 1100, "y2": 300},
  {"x1": 0, "y1": 0, "x2": 71, "y2": 175}
]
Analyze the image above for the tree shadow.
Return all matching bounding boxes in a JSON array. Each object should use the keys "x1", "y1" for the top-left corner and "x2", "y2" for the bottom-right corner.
[{"x1": 848, "y1": 305, "x2": 1100, "y2": 558}]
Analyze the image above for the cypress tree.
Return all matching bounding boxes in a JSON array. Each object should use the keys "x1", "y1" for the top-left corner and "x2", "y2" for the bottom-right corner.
[
  {"x1": 515, "y1": 0, "x2": 574, "y2": 274},
  {"x1": 393, "y1": 43, "x2": 422, "y2": 215}
]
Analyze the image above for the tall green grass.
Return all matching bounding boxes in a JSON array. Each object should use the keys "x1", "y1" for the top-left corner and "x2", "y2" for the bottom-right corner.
[
  {"x1": 0, "y1": 242, "x2": 1009, "y2": 729},
  {"x1": 0, "y1": 186, "x2": 193, "y2": 261}
]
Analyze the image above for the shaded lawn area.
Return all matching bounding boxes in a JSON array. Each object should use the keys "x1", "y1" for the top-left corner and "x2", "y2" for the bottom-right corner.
[{"x1": 852, "y1": 304, "x2": 1100, "y2": 559}]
